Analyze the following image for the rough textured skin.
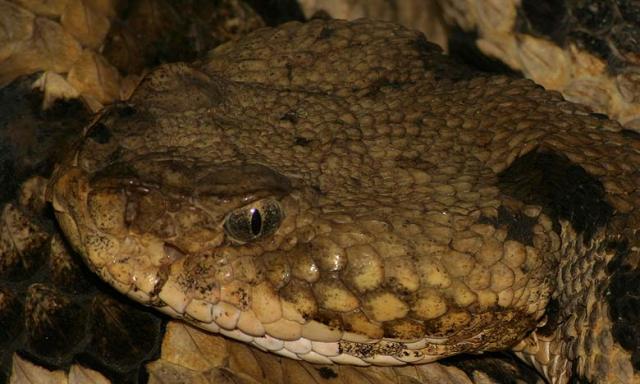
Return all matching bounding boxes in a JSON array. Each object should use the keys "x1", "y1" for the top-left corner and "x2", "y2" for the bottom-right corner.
[{"x1": 48, "y1": 19, "x2": 640, "y2": 383}]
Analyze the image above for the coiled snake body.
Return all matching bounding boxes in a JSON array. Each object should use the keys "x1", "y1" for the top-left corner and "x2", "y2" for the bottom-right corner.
[{"x1": 48, "y1": 19, "x2": 640, "y2": 384}]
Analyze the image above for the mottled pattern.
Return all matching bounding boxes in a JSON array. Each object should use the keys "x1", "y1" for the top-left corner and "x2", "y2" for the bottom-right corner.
[
  {"x1": 436, "y1": 0, "x2": 640, "y2": 130},
  {"x1": 48, "y1": 19, "x2": 640, "y2": 383},
  {"x1": 517, "y1": 0, "x2": 640, "y2": 72}
]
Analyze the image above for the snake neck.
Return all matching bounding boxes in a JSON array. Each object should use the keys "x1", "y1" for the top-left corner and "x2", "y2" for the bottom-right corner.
[{"x1": 514, "y1": 220, "x2": 640, "y2": 384}]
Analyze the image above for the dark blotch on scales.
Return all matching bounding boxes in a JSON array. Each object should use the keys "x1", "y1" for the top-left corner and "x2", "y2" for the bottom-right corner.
[
  {"x1": 479, "y1": 206, "x2": 538, "y2": 247},
  {"x1": 498, "y1": 149, "x2": 613, "y2": 241}
]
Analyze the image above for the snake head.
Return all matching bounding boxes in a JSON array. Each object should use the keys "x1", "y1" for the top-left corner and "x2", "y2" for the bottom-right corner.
[
  {"x1": 46, "y1": 19, "x2": 594, "y2": 371},
  {"x1": 46, "y1": 62, "x2": 556, "y2": 368}
]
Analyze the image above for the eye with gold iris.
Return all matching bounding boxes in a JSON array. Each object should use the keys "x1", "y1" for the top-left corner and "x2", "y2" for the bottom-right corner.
[{"x1": 223, "y1": 199, "x2": 283, "y2": 243}]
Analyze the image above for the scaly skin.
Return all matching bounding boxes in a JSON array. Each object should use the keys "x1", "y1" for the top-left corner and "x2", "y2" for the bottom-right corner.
[{"x1": 47, "y1": 19, "x2": 640, "y2": 383}]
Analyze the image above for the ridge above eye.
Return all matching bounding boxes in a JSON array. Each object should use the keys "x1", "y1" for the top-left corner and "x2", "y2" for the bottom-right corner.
[{"x1": 223, "y1": 199, "x2": 283, "y2": 243}]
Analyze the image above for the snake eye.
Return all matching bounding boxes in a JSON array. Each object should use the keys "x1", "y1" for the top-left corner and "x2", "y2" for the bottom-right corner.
[{"x1": 224, "y1": 199, "x2": 283, "y2": 243}]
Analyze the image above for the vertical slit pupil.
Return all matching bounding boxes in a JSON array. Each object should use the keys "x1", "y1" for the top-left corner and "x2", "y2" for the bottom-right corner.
[{"x1": 250, "y1": 209, "x2": 262, "y2": 236}]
